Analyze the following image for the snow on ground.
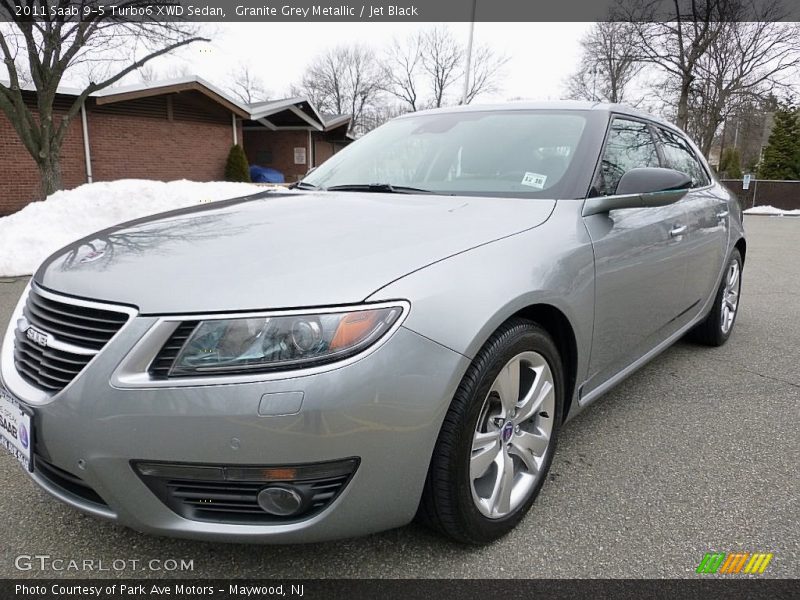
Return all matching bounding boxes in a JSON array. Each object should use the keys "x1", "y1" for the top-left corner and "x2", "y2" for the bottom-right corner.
[
  {"x1": 0, "y1": 179, "x2": 263, "y2": 277},
  {"x1": 744, "y1": 205, "x2": 800, "y2": 216}
]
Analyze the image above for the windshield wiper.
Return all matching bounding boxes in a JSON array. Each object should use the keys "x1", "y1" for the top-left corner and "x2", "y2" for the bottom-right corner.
[
  {"x1": 324, "y1": 183, "x2": 436, "y2": 194},
  {"x1": 291, "y1": 181, "x2": 319, "y2": 190}
]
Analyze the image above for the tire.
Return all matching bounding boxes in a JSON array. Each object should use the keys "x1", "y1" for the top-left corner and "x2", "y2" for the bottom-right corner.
[
  {"x1": 689, "y1": 249, "x2": 743, "y2": 347},
  {"x1": 417, "y1": 318, "x2": 564, "y2": 544}
]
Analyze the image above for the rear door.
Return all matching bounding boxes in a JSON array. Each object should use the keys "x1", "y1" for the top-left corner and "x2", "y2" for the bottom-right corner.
[
  {"x1": 653, "y1": 126, "x2": 729, "y2": 308},
  {"x1": 582, "y1": 116, "x2": 690, "y2": 396}
]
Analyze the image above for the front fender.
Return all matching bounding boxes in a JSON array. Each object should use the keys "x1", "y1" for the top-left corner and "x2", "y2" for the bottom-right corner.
[{"x1": 366, "y1": 200, "x2": 596, "y2": 405}]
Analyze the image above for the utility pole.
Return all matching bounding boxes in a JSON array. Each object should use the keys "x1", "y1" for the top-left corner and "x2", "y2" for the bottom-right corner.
[{"x1": 461, "y1": 0, "x2": 477, "y2": 105}]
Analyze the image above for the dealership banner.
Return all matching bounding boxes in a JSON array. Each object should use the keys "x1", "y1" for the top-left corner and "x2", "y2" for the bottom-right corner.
[
  {"x1": 1, "y1": 579, "x2": 797, "y2": 599},
  {"x1": 1, "y1": 0, "x2": 799, "y2": 22}
]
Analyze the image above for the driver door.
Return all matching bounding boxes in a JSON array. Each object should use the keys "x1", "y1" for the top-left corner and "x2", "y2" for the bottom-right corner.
[{"x1": 582, "y1": 117, "x2": 691, "y2": 398}]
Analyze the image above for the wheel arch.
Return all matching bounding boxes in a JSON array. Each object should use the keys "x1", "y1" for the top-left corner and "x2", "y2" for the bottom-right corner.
[
  {"x1": 465, "y1": 303, "x2": 579, "y2": 423},
  {"x1": 735, "y1": 237, "x2": 747, "y2": 266},
  {"x1": 511, "y1": 304, "x2": 579, "y2": 422}
]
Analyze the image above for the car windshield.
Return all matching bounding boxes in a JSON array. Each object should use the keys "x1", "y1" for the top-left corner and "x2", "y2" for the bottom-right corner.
[{"x1": 302, "y1": 110, "x2": 588, "y2": 198}]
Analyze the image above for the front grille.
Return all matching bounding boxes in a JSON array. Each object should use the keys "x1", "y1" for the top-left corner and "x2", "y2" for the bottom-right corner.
[
  {"x1": 34, "y1": 454, "x2": 108, "y2": 507},
  {"x1": 148, "y1": 321, "x2": 199, "y2": 378},
  {"x1": 13, "y1": 287, "x2": 130, "y2": 393}
]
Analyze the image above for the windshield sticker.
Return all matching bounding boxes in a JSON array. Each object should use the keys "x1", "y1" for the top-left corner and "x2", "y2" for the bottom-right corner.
[{"x1": 521, "y1": 172, "x2": 547, "y2": 189}]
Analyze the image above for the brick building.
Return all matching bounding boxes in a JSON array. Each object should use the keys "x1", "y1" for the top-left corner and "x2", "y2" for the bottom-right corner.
[
  {"x1": 0, "y1": 77, "x2": 352, "y2": 216},
  {"x1": 243, "y1": 98, "x2": 352, "y2": 182}
]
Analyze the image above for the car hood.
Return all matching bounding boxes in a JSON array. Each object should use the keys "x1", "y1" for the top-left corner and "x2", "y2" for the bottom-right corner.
[{"x1": 35, "y1": 191, "x2": 555, "y2": 313}]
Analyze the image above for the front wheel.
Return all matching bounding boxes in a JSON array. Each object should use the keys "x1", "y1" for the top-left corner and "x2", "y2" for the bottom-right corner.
[
  {"x1": 689, "y1": 249, "x2": 743, "y2": 346},
  {"x1": 418, "y1": 319, "x2": 563, "y2": 544}
]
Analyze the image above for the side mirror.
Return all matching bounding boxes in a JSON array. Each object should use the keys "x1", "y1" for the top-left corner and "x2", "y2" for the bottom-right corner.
[
  {"x1": 616, "y1": 167, "x2": 692, "y2": 196},
  {"x1": 583, "y1": 167, "x2": 692, "y2": 216}
]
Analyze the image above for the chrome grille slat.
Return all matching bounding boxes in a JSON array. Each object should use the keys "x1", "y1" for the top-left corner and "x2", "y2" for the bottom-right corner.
[
  {"x1": 29, "y1": 296, "x2": 127, "y2": 326},
  {"x1": 23, "y1": 306, "x2": 112, "y2": 349},
  {"x1": 15, "y1": 342, "x2": 93, "y2": 368},
  {"x1": 32, "y1": 293, "x2": 128, "y2": 324},
  {"x1": 26, "y1": 302, "x2": 121, "y2": 334},
  {"x1": 183, "y1": 504, "x2": 268, "y2": 514},
  {"x1": 15, "y1": 355, "x2": 75, "y2": 381},
  {"x1": 12, "y1": 287, "x2": 130, "y2": 393},
  {"x1": 13, "y1": 360, "x2": 65, "y2": 390}
]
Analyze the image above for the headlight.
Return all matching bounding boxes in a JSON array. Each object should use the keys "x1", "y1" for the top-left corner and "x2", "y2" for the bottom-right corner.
[{"x1": 161, "y1": 305, "x2": 405, "y2": 377}]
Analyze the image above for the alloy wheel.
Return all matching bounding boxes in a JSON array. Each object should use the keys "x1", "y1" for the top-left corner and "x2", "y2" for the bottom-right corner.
[
  {"x1": 469, "y1": 351, "x2": 556, "y2": 519},
  {"x1": 721, "y1": 259, "x2": 741, "y2": 334}
]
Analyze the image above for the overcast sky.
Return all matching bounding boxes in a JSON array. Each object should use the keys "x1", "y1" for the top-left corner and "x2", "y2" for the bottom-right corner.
[{"x1": 141, "y1": 22, "x2": 591, "y2": 103}]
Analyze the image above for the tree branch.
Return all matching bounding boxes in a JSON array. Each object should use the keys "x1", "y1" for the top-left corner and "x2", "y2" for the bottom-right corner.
[{"x1": 54, "y1": 34, "x2": 207, "y2": 146}]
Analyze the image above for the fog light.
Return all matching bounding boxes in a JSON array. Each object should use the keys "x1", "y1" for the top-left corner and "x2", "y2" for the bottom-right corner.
[{"x1": 257, "y1": 486, "x2": 304, "y2": 516}]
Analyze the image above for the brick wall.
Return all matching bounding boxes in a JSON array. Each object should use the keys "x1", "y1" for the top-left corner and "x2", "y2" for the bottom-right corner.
[
  {"x1": 0, "y1": 110, "x2": 87, "y2": 216},
  {"x1": 313, "y1": 139, "x2": 336, "y2": 166},
  {"x1": 88, "y1": 111, "x2": 234, "y2": 184},
  {"x1": 0, "y1": 91, "x2": 241, "y2": 217},
  {"x1": 244, "y1": 129, "x2": 310, "y2": 182}
]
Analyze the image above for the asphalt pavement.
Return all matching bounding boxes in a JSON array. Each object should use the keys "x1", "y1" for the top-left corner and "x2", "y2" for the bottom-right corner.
[{"x1": 0, "y1": 215, "x2": 797, "y2": 579}]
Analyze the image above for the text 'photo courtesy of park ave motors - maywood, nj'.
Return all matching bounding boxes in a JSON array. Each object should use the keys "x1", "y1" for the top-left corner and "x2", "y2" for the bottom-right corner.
[
  {"x1": 15, "y1": 583, "x2": 307, "y2": 597},
  {"x1": 0, "y1": 0, "x2": 798, "y2": 597}
]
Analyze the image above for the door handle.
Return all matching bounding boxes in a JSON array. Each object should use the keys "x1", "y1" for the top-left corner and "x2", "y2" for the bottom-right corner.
[
  {"x1": 717, "y1": 210, "x2": 729, "y2": 219},
  {"x1": 670, "y1": 225, "x2": 687, "y2": 238}
]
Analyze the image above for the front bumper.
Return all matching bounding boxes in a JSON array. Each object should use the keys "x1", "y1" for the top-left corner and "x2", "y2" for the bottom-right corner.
[{"x1": 2, "y1": 307, "x2": 469, "y2": 543}]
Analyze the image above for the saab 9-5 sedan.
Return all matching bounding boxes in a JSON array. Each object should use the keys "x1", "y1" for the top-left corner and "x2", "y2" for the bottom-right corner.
[{"x1": 0, "y1": 102, "x2": 744, "y2": 544}]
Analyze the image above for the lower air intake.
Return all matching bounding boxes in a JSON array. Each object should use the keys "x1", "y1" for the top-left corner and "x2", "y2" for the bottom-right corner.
[{"x1": 134, "y1": 458, "x2": 358, "y2": 524}]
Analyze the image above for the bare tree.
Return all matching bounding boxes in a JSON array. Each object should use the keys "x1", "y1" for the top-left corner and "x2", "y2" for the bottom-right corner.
[
  {"x1": 137, "y1": 63, "x2": 190, "y2": 84},
  {"x1": 685, "y1": 14, "x2": 800, "y2": 156},
  {"x1": 420, "y1": 27, "x2": 463, "y2": 108},
  {"x1": 381, "y1": 34, "x2": 423, "y2": 111},
  {"x1": 359, "y1": 102, "x2": 409, "y2": 133},
  {"x1": 227, "y1": 65, "x2": 270, "y2": 105},
  {"x1": 381, "y1": 29, "x2": 507, "y2": 110},
  {"x1": 565, "y1": 21, "x2": 644, "y2": 104},
  {"x1": 0, "y1": 1, "x2": 206, "y2": 197},
  {"x1": 298, "y1": 27, "x2": 506, "y2": 131},
  {"x1": 621, "y1": 0, "x2": 733, "y2": 129},
  {"x1": 463, "y1": 44, "x2": 510, "y2": 104},
  {"x1": 296, "y1": 44, "x2": 383, "y2": 134},
  {"x1": 619, "y1": 0, "x2": 800, "y2": 156}
]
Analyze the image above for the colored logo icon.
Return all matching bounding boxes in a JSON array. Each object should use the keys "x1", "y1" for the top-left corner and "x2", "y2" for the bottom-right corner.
[
  {"x1": 697, "y1": 552, "x2": 773, "y2": 574},
  {"x1": 18, "y1": 423, "x2": 29, "y2": 449}
]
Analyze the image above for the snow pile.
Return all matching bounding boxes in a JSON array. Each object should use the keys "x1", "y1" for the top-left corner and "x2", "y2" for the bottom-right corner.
[
  {"x1": 0, "y1": 179, "x2": 263, "y2": 277},
  {"x1": 744, "y1": 205, "x2": 800, "y2": 216}
]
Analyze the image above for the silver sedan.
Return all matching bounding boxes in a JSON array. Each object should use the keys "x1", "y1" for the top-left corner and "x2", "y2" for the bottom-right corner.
[{"x1": 0, "y1": 102, "x2": 744, "y2": 543}]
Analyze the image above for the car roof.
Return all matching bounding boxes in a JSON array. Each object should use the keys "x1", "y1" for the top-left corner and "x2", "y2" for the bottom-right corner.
[{"x1": 398, "y1": 100, "x2": 682, "y2": 133}]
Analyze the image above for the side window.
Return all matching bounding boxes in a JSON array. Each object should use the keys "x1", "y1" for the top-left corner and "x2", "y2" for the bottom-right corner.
[
  {"x1": 655, "y1": 128, "x2": 710, "y2": 188},
  {"x1": 593, "y1": 118, "x2": 660, "y2": 196}
]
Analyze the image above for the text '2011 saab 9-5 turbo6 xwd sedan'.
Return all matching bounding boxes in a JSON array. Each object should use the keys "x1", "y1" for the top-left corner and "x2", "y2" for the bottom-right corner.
[{"x1": 0, "y1": 102, "x2": 744, "y2": 544}]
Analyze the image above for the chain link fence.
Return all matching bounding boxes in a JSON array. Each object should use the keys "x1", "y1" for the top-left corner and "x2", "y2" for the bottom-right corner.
[{"x1": 720, "y1": 179, "x2": 800, "y2": 211}]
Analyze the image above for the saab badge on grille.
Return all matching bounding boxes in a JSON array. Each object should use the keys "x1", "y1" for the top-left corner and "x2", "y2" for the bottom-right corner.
[{"x1": 25, "y1": 326, "x2": 50, "y2": 347}]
